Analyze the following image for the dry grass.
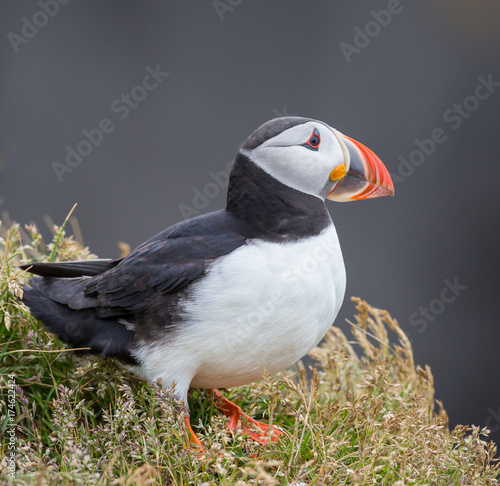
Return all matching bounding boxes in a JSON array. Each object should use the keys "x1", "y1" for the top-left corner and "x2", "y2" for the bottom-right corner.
[{"x1": 0, "y1": 215, "x2": 499, "y2": 485}]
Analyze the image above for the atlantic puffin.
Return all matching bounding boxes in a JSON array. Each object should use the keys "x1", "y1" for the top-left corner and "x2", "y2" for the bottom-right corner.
[{"x1": 20, "y1": 117, "x2": 394, "y2": 451}]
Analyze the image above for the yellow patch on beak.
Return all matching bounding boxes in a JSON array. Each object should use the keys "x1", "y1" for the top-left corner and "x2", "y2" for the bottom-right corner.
[{"x1": 329, "y1": 164, "x2": 347, "y2": 181}]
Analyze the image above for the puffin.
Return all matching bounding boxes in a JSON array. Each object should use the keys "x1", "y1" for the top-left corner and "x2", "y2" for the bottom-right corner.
[{"x1": 20, "y1": 117, "x2": 394, "y2": 451}]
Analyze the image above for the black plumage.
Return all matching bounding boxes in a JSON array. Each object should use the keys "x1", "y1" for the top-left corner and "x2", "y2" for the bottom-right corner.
[{"x1": 22, "y1": 281, "x2": 138, "y2": 364}]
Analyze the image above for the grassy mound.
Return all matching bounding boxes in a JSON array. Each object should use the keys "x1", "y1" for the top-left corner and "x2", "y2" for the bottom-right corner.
[{"x1": 0, "y1": 216, "x2": 498, "y2": 485}]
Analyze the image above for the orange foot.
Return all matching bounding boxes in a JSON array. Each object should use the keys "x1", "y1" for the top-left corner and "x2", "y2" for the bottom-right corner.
[{"x1": 210, "y1": 389, "x2": 283, "y2": 444}]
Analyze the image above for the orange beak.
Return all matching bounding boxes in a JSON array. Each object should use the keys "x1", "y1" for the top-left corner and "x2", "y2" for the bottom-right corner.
[{"x1": 327, "y1": 134, "x2": 394, "y2": 202}]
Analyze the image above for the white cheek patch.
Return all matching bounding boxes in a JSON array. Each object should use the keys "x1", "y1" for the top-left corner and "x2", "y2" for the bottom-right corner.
[
  {"x1": 249, "y1": 145, "x2": 323, "y2": 197},
  {"x1": 241, "y1": 123, "x2": 346, "y2": 199}
]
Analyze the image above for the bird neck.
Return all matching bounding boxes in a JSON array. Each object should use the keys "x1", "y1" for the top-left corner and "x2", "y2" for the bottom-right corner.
[{"x1": 225, "y1": 153, "x2": 332, "y2": 240}]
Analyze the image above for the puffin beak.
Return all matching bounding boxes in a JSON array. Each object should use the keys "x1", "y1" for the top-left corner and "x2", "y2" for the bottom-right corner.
[{"x1": 327, "y1": 133, "x2": 394, "y2": 202}]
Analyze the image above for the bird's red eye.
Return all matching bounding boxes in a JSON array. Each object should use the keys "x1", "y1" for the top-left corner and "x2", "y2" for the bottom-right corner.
[{"x1": 303, "y1": 128, "x2": 321, "y2": 151}]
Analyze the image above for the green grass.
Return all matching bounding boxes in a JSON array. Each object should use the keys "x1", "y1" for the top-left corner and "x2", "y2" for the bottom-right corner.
[{"x1": 0, "y1": 215, "x2": 499, "y2": 485}]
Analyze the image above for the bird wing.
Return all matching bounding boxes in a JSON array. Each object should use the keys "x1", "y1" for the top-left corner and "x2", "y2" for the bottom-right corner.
[{"x1": 24, "y1": 210, "x2": 250, "y2": 316}]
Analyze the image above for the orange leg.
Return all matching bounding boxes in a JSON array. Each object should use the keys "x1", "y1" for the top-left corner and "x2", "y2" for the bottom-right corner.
[
  {"x1": 183, "y1": 414, "x2": 204, "y2": 453},
  {"x1": 210, "y1": 389, "x2": 283, "y2": 444}
]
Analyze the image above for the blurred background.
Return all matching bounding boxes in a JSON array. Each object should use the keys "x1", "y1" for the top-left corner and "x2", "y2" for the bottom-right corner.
[{"x1": 1, "y1": 1, "x2": 500, "y2": 446}]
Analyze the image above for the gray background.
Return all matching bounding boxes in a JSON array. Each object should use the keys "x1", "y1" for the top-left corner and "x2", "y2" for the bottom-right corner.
[{"x1": 1, "y1": 1, "x2": 500, "y2": 446}]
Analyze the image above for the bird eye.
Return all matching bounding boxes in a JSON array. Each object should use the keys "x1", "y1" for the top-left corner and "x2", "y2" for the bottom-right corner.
[{"x1": 303, "y1": 129, "x2": 321, "y2": 151}]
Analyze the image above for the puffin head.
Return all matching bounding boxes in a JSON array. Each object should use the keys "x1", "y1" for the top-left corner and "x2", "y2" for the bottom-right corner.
[{"x1": 239, "y1": 117, "x2": 394, "y2": 202}]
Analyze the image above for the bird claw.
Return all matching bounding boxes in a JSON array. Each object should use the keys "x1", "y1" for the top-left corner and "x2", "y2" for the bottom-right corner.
[
  {"x1": 210, "y1": 389, "x2": 283, "y2": 445},
  {"x1": 238, "y1": 420, "x2": 284, "y2": 444}
]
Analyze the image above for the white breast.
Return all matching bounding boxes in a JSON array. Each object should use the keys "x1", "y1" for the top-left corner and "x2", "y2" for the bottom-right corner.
[{"x1": 133, "y1": 224, "x2": 345, "y2": 399}]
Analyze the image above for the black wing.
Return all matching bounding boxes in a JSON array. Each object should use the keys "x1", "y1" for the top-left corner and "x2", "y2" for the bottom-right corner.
[
  {"x1": 20, "y1": 210, "x2": 251, "y2": 362},
  {"x1": 83, "y1": 209, "x2": 251, "y2": 312},
  {"x1": 22, "y1": 210, "x2": 250, "y2": 316}
]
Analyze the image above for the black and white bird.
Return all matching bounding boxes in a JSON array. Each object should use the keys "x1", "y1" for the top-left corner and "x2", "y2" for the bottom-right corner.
[{"x1": 20, "y1": 117, "x2": 394, "y2": 450}]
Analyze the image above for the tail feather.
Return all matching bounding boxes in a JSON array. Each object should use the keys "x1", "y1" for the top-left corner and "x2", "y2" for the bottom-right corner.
[
  {"x1": 22, "y1": 285, "x2": 137, "y2": 364},
  {"x1": 19, "y1": 259, "x2": 119, "y2": 278}
]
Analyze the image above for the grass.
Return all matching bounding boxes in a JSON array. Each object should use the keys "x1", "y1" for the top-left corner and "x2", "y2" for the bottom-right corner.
[{"x1": 0, "y1": 213, "x2": 499, "y2": 485}]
